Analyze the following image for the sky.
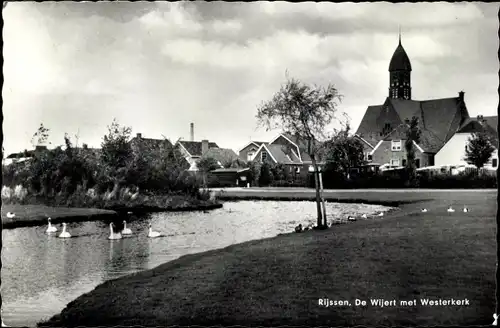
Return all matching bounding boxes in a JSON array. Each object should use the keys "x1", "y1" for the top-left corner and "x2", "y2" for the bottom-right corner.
[{"x1": 2, "y1": 1, "x2": 499, "y2": 155}]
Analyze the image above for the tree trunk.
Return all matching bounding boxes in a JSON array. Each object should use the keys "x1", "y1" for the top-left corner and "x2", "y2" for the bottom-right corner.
[{"x1": 311, "y1": 155, "x2": 323, "y2": 227}]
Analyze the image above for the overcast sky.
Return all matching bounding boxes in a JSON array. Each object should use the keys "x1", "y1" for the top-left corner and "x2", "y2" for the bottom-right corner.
[{"x1": 3, "y1": 1, "x2": 499, "y2": 155}]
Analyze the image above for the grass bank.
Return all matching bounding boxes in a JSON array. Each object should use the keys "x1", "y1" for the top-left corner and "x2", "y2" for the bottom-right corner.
[
  {"x1": 2, "y1": 194, "x2": 222, "y2": 229},
  {"x1": 1, "y1": 204, "x2": 118, "y2": 229},
  {"x1": 39, "y1": 190, "x2": 497, "y2": 326}
]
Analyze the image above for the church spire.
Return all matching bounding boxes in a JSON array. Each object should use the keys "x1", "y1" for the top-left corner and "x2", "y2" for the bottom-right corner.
[{"x1": 398, "y1": 25, "x2": 401, "y2": 45}]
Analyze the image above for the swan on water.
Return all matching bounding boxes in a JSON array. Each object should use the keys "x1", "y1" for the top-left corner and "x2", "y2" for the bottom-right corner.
[
  {"x1": 421, "y1": 208, "x2": 428, "y2": 213},
  {"x1": 46, "y1": 217, "x2": 58, "y2": 233},
  {"x1": 148, "y1": 223, "x2": 162, "y2": 238},
  {"x1": 127, "y1": 211, "x2": 133, "y2": 215},
  {"x1": 463, "y1": 206, "x2": 469, "y2": 213},
  {"x1": 58, "y1": 223, "x2": 72, "y2": 238},
  {"x1": 361, "y1": 214, "x2": 368, "y2": 219},
  {"x1": 377, "y1": 212, "x2": 384, "y2": 217},
  {"x1": 447, "y1": 206, "x2": 455, "y2": 213},
  {"x1": 347, "y1": 216, "x2": 356, "y2": 221},
  {"x1": 108, "y1": 223, "x2": 122, "y2": 240},
  {"x1": 6, "y1": 212, "x2": 15, "y2": 219},
  {"x1": 122, "y1": 220, "x2": 132, "y2": 235}
]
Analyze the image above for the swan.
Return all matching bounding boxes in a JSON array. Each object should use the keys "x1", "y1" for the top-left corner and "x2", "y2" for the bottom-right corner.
[
  {"x1": 122, "y1": 220, "x2": 132, "y2": 235},
  {"x1": 447, "y1": 206, "x2": 455, "y2": 213},
  {"x1": 6, "y1": 212, "x2": 15, "y2": 219},
  {"x1": 347, "y1": 216, "x2": 356, "y2": 221},
  {"x1": 108, "y1": 223, "x2": 122, "y2": 240},
  {"x1": 361, "y1": 214, "x2": 368, "y2": 219},
  {"x1": 377, "y1": 212, "x2": 384, "y2": 217},
  {"x1": 58, "y1": 223, "x2": 71, "y2": 238},
  {"x1": 46, "y1": 217, "x2": 58, "y2": 233},
  {"x1": 421, "y1": 208, "x2": 428, "y2": 213},
  {"x1": 463, "y1": 206, "x2": 469, "y2": 213},
  {"x1": 148, "y1": 223, "x2": 162, "y2": 238},
  {"x1": 127, "y1": 211, "x2": 133, "y2": 215}
]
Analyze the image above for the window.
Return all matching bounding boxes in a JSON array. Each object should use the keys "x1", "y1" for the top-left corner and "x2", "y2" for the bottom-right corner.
[
  {"x1": 402, "y1": 159, "x2": 407, "y2": 166},
  {"x1": 493, "y1": 158, "x2": 498, "y2": 168},
  {"x1": 296, "y1": 167, "x2": 301, "y2": 174},
  {"x1": 391, "y1": 140, "x2": 402, "y2": 151},
  {"x1": 367, "y1": 154, "x2": 373, "y2": 161},
  {"x1": 261, "y1": 151, "x2": 268, "y2": 162},
  {"x1": 415, "y1": 159, "x2": 420, "y2": 168},
  {"x1": 390, "y1": 159, "x2": 400, "y2": 166},
  {"x1": 247, "y1": 152, "x2": 254, "y2": 162}
]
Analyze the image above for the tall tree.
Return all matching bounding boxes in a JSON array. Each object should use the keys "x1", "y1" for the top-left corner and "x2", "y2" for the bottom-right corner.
[
  {"x1": 323, "y1": 125, "x2": 365, "y2": 178},
  {"x1": 404, "y1": 116, "x2": 421, "y2": 185},
  {"x1": 256, "y1": 74, "x2": 342, "y2": 228},
  {"x1": 31, "y1": 123, "x2": 50, "y2": 148},
  {"x1": 464, "y1": 132, "x2": 495, "y2": 169}
]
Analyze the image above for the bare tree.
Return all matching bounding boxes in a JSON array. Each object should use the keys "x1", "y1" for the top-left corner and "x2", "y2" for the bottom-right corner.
[{"x1": 256, "y1": 74, "x2": 343, "y2": 228}]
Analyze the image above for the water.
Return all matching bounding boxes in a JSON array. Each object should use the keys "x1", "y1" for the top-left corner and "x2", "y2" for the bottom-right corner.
[{"x1": 1, "y1": 200, "x2": 392, "y2": 326}]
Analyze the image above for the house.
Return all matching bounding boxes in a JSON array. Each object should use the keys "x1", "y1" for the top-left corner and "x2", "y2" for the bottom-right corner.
[
  {"x1": 356, "y1": 33, "x2": 471, "y2": 168},
  {"x1": 3, "y1": 145, "x2": 49, "y2": 166},
  {"x1": 239, "y1": 133, "x2": 326, "y2": 180},
  {"x1": 177, "y1": 140, "x2": 239, "y2": 171},
  {"x1": 175, "y1": 123, "x2": 239, "y2": 171},
  {"x1": 435, "y1": 115, "x2": 498, "y2": 168}
]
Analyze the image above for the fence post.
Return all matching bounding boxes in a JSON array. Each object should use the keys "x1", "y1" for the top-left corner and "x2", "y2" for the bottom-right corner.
[{"x1": 319, "y1": 170, "x2": 327, "y2": 227}]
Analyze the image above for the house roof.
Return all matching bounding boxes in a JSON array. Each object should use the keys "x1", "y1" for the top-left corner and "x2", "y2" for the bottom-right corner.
[
  {"x1": 456, "y1": 117, "x2": 499, "y2": 144},
  {"x1": 265, "y1": 144, "x2": 303, "y2": 165},
  {"x1": 389, "y1": 41, "x2": 412, "y2": 72},
  {"x1": 238, "y1": 141, "x2": 267, "y2": 153},
  {"x1": 178, "y1": 141, "x2": 219, "y2": 157},
  {"x1": 130, "y1": 136, "x2": 172, "y2": 149},
  {"x1": 202, "y1": 148, "x2": 238, "y2": 166}
]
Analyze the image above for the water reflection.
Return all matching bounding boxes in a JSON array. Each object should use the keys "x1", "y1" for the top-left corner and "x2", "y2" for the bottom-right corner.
[{"x1": 2, "y1": 201, "x2": 392, "y2": 326}]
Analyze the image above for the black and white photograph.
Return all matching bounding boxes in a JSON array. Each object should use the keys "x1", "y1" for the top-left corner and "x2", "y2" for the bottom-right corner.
[{"x1": 1, "y1": 1, "x2": 498, "y2": 326}]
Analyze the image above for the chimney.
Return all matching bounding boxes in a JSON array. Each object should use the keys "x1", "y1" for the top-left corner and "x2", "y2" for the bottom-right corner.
[
  {"x1": 201, "y1": 139, "x2": 209, "y2": 155},
  {"x1": 136, "y1": 133, "x2": 142, "y2": 139},
  {"x1": 459, "y1": 91, "x2": 465, "y2": 102},
  {"x1": 35, "y1": 145, "x2": 47, "y2": 152},
  {"x1": 190, "y1": 123, "x2": 194, "y2": 142}
]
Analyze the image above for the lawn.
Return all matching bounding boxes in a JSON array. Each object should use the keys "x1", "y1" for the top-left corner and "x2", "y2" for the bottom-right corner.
[{"x1": 39, "y1": 190, "x2": 497, "y2": 326}]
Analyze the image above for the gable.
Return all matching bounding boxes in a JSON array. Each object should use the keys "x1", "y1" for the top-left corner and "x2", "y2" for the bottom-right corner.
[{"x1": 253, "y1": 145, "x2": 278, "y2": 163}]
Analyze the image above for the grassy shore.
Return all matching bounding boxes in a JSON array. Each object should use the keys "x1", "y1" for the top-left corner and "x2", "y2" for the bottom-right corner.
[
  {"x1": 1, "y1": 204, "x2": 118, "y2": 229},
  {"x1": 1, "y1": 201, "x2": 222, "y2": 229},
  {"x1": 38, "y1": 189, "x2": 497, "y2": 327}
]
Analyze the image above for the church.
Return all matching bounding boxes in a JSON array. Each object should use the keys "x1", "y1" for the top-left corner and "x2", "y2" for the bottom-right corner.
[{"x1": 354, "y1": 33, "x2": 496, "y2": 169}]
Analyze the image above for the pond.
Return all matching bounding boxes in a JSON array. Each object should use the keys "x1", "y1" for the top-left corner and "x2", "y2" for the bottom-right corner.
[{"x1": 1, "y1": 200, "x2": 393, "y2": 326}]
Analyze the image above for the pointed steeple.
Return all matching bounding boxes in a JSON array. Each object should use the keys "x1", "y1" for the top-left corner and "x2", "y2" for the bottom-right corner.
[{"x1": 398, "y1": 25, "x2": 401, "y2": 45}]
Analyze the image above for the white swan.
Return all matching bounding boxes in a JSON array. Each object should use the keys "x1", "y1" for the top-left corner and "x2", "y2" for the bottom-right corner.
[
  {"x1": 361, "y1": 214, "x2": 368, "y2": 219},
  {"x1": 127, "y1": 211, "x2": 133, "y2": 215},
  {"x1": 46, "y1": 217, "x2": 58, "y2": 233},
  {"x1": 6, "y1": 212, "x2": 15, "y2": 219},
  {"x1": 122, "y1": 220, "x2": 132, "y2": 235},
  {"x1": 463, "y1": 206, "x2": 469, "y2": 213},
  {"x1": 347, "y1": 216, "x2": 356, "y2": 221},
  {"x1": 447, "y1": 206, "x2": 455, "y2": 213},
  {"x1": 148, "y1": 223, "x2": 162, "y2": 238},
  {"x1": 377, "y1": 212, "x2": 384, "y2": 217},
  {"x1": 58, "y1": 223, "x2": 71, "y2": 238},
  {"x1": 421, "y1": 208, "x2": 428, "y2": 213},
  {"x1": 108, "y1": 223, "x2": 122, "y2": 240}
]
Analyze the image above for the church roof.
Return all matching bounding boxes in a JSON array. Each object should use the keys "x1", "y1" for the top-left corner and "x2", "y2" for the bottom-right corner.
[
  {"x1": 356, "y1": 96, "x2": 470, "y2": 153},
  {"x1": 389, "y1": 41, "x2": 412, "y2": 72}
]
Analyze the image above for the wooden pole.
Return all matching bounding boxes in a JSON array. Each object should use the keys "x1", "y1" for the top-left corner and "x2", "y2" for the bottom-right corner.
[{"x1": 319, "y1": 170, "x2": 327, "y2": 227}]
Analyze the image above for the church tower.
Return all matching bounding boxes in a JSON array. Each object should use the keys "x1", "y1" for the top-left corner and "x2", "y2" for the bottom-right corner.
[{"x1": 388, "y1": 29, "x2": 412, "y2": 100}]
